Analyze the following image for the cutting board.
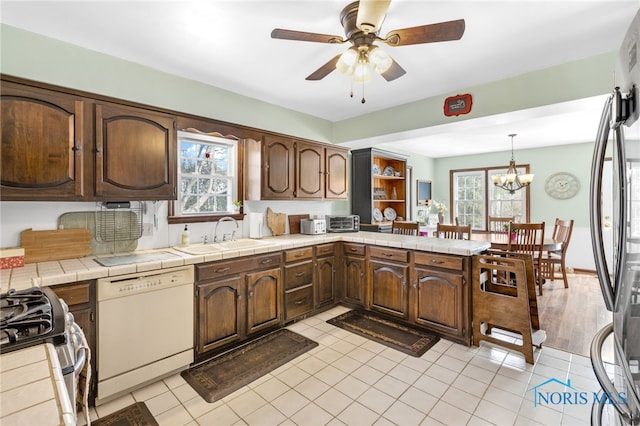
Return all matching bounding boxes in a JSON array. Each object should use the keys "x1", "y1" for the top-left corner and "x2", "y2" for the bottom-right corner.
[
  {"x1": 21, "y1": 228, "x2": 92, "y2": 263},
  {"x1": 288, "y1": 214, "x2": 310, "y2": 234},
  {"x1": 266, "y1": 208, "x2": 286, "y2": 236}
]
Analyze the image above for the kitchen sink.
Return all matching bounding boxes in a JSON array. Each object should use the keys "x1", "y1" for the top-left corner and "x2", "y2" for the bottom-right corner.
[
  {"x1": 217, "y1": 239, "x2": 273, "y2": 249},
  {"x1": 173, "y1": 239, "x2": 272, "y2": 255},
  {"x1": 173, "y1": 244, "x2": 223, "y2": 255}
]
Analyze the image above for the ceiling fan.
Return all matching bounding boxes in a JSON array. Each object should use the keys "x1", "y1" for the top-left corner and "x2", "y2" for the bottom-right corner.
[{"x1": 271, "y1": 0, "x2": 465, "y2": 84}]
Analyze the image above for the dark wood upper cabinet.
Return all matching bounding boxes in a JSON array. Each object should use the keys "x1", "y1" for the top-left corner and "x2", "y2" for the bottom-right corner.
[
  {"x1": 262, "y1": 135, "x2": 295, "y2": 199},
  {"x1": 325, "y1": 146, "x2": 348, "y2": 199},
  {"x1": 1, "y1": 77, "x2": 178, "y2": 201},
  {"x1": 246, "y1": 135, "x2": 349, "y2": 201},
  {"x1": 1, "y1": 81, "x2": 87, "y2": 200},
  {"x1": 295, "y1": 141, "x2": 324, "y2": 199},
  {"x1": 95, "y1": 102, "x2": 176, "y2": 200}
]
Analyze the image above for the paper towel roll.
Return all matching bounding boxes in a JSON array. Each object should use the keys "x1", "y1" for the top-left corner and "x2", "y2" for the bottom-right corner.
[{"x1": 248, "y1": 212, "x2": 264, "y2": 238}]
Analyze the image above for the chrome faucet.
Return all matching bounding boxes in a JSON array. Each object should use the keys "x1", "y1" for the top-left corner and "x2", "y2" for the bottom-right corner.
[{"x1": 214, "y1": 216, "x2": 239, "y2": 242}]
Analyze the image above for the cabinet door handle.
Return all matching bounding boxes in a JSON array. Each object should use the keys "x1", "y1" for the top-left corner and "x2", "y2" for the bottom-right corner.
[
  {"x1": 215, "y1": 267, "x2": 230, "y2": 273},
  {"x1": 72, "y1": 143, "x2": 81, "y2": 152},
  {"x1": 413, "y1": 280, "x2": 418, "y2": 289},
  {"x1": 248, "y1": 290, "x2": 254, "y2": 298},
  {"x1": 95, "y1": 144, "x2": 102, "y2": 154}
]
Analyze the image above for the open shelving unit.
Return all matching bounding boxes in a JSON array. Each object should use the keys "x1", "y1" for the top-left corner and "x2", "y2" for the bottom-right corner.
[{"x1": 351, "y1": 148, "x2": 408, "y2": 232}]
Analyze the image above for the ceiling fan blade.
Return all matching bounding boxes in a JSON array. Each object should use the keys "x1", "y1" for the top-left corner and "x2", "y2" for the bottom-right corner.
[
  {"x1": 271, "y1": 28, "x2": 345, "y2": 44},
  {"x1": 381, "y1": 58, "x2": 406, "y2": 81},
  {"x1": 306, "y1": 54, "x2": 342, "y2": 80},
  {"x1": 356, "y1": 0, "x2": 391, "y2": 33},
  {"x1": 383, "y1": 19, "x2": 465, "y2": 46}
]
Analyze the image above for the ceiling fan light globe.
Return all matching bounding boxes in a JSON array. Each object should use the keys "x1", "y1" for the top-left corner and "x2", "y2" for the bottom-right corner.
[
  {"x1": 352, "y1": 61, "x2": 372, "y2": 82},
  {"x1": 336, "y1": 48, "x2": 358, "y2": 75},
  {"x1": 369, "y1": 46, "x2": 392, "y2": 74}
]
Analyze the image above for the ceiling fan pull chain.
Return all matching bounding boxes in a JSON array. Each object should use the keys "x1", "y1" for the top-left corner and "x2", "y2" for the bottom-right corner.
[
  {"x1": 361, "y1": 79, "x2": 366, "y2": 104},
  {"x1": 349, "y1": 79, "x2": 354, "y2": 98}
]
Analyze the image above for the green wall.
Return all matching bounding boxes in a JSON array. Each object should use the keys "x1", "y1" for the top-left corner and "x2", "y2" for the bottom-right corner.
[
  {"x1": 0, "y1": 24, "x2": 334, "y2": 143},
  {"x1": 433, "y1": 142, "x2": 594, "y2": 227}
]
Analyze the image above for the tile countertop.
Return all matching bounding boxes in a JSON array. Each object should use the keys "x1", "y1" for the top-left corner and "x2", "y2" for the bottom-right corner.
[
  {"x1": 0, "y1": 232, "x2": 490, "y2": 292},
  {"x1": 0, "y1": 343, "x2": 75, "y2": 426}
]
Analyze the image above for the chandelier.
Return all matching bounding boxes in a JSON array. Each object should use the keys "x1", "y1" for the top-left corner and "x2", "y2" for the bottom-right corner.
[{"x1": 491, "y1": 134, "x2": 534, "y2": 194}]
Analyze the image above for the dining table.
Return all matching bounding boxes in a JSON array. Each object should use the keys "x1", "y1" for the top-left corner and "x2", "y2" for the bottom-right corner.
[{"x1": 470, "y1": 232, "x2": 562, "y2": 252}]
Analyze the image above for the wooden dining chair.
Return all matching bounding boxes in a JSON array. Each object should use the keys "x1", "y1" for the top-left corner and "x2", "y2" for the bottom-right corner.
[
  {"x1": 507, "y1": 222, "x2": 545, "y2": 295},
  {"x1": 437, "y1": 223, "x2": 472, "y2": 240},
  {"x1": 488, "y1": 216, "x2": 515, "y2": 233},
  {"x1": 540, "y1": 218, "x2": 574, "y2": 288},
  {"x1": 391, "y1": 220, "x2": 419, "y2": 236}
]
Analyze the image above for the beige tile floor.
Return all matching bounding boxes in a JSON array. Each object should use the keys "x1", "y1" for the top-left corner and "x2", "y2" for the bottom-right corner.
[{"x1": 84, "y1": 306, "x2": 607, "y2": 426}]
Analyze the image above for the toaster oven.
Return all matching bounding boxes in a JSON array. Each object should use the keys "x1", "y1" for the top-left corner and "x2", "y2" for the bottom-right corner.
[{"x1": 326, "y1": 215, "x2": 360, "y2": 232}]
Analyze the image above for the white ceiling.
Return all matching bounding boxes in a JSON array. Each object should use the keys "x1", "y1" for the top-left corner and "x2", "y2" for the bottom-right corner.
[{"x1": 1, "y1": 1, "x2": 637, "y2": 157}]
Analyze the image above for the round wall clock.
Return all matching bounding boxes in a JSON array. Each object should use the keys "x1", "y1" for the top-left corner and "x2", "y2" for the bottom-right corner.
[{"x1": 545, "y1": 172, "x2": 580, "y2": 199}]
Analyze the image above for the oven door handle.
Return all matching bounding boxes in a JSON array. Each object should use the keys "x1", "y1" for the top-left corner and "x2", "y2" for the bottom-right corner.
[{"x1": 73, "y1": 346, "x2": 87, "y2": 375}]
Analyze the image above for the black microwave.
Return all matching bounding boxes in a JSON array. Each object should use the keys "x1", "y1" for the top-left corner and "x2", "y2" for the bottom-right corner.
[{"x1": 325, "y1": 215, "x2": 360, "y2": 232}]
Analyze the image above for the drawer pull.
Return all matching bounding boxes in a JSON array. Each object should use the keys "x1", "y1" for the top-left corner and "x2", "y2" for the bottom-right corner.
[
  {"x1": 215, "y1": 267, "x2": 231, "y2": 273},
  {"x1": 383, "y1": 253, "x2": 393, "y2": 257},
  {"x1": 350, "y1": 248, "x2": 358, "y2": 252},
  {"x1": 294, "y1": 299, "x2": 306, "y2": 305},
  {"x1": 260, "y1": 259, "x2": 273, "y2": 264},
  {"x1": 295, "y1": 253, "x2": 304, "y2": 258},
  {"x1": 431, "y1": 259, "x2": 445, "y2": 264},
  {"x1": 295, "y1": 272, "x2": 305, "y2": 277}
]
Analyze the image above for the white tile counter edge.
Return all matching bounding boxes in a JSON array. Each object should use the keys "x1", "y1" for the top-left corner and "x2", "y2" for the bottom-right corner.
[{"x1": 0, "y1": 232, "x2": 490, "y2": 291}]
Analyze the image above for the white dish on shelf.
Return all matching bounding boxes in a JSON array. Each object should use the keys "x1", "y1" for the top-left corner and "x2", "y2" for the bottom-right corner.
[
  {"x1": 372, "y1": 164, "x2": 381, "y2": 175},
  {"x1": 372, "y1": 208, "x2": 384, "y2": 222},
  {"x1": 384, "y1": 207, "x2": 397, "y2": 221},
  {"x1": 383, "y1": 166, "x2": 395, "y2": 176}
]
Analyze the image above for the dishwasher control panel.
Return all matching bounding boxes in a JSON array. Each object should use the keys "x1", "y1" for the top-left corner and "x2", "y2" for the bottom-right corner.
[{"x1": 97, "y1": 265, "x2": 194, "y2": 301}]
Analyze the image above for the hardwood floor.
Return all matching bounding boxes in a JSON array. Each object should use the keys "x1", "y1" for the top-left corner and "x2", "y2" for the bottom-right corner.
[{"x1": 536, "y1": 272, "x2": 613, "y2": 361}]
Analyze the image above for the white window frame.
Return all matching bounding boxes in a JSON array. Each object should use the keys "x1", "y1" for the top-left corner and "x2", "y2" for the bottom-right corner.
[
  {"x1": 452, "y1": 166, "x2": 530, "y2": 231},
  {"x1": 175, "y1": 131, "x2": 238, "y2": 217}
]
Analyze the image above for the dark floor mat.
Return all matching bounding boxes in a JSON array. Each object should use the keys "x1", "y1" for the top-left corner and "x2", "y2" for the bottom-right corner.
[
  {"x1": 327, "y1": 310, "x2": 440, "y2": 357},
  {"x1": 181, "y1": 329, "x2": 318, "y2": 402},
  {"x1": 93, "y1": 402, "x2": 158, "y2": 426}
]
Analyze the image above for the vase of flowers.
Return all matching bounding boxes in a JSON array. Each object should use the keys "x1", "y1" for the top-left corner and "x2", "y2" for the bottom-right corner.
[
  {"x1": 431, "y1": 200, "x2": 447, "y2": 224},
  {"x1": 232, "y1": 200, "x2": 243, "y2": 213},
  {"x1": 503, "y1": 223, "x2": 517, "y2": 240}
]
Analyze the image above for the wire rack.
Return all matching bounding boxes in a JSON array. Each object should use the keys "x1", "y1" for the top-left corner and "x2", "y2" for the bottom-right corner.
[{"x1": 95, "y1": 202, "x2": 143, "y2": 242}]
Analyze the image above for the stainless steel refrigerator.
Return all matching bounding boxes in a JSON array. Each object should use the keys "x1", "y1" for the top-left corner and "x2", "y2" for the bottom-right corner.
[{"x1": 590, "y1": 8, "x2": 640, "y2": 425}]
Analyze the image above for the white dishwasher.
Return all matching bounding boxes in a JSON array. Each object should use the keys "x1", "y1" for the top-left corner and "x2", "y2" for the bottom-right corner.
[{"x1": 96, "y1": 265, "x2": 194, "y2": 405}]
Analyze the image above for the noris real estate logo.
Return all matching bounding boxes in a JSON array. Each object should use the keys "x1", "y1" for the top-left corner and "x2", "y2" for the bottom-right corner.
[{"x1": 527, "y1": 378, "x2": 627, "y2": 407}]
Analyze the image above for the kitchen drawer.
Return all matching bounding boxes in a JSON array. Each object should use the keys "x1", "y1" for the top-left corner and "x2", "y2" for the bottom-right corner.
[
  {"x1": 315, "y1": 243, "x2": 335, "y2": 257},
  {"x1": 285, "y1": 285, "x2": 313, "y2": 320},
  {"x1": 369, "y1": 246, "x2": 409, "y2": 263},
  {"x1": 414, "y1": 252, "x2": 463, "y2": 271},
  {"x1": 284, "y1": 261, "x2": 313, "y2": 290},
  {"x1": 343, "y1": 243, "x2": 365, "y2": 256},
  {"x1": 196, "y1": 253, "x2": 281, "y2": 282},
  {"x1": 52, "y1": 281, "x2": 91, "y2": 306},
  {"x1": 285, "y1": 247, "x2": 313, "y2": 263}
]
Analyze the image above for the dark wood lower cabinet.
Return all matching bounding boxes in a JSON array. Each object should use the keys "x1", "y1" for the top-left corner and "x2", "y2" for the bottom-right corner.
[
  {"x1": 315, "y1": 243, "x2": 337, "y2": 309},
  {"x1": 192, "y1": 243, "x2": 472, "y2": 360},
  {"x1": 368, "y1": 246, "x2": 410, "y2": 320},
  {"x1": 412, "y1": 252, "x2": 471, "y2": 345},
  {"x1": 194, "y1": 253, "x2": 282, "y2": 359},
  {"x1": 343, "y1": 243, "x2": 366, "y2": 308}
]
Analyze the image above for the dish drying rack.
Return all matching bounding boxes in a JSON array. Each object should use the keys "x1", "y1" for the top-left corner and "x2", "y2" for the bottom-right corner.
[{"x1": 95, "y1": 201, "x2": 144, "y2": 242}]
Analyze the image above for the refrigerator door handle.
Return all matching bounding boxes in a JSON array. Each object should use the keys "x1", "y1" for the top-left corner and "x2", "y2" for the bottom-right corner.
[
  {"x1": 590, "y1": 94, "x2": 617, "y2": 311},
  {"x1": 613, "y1": 124, "x2": 629, "y2": 311},
  {"x1": 590, "y1": 323, "x2": 636, "y2": 424}
]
